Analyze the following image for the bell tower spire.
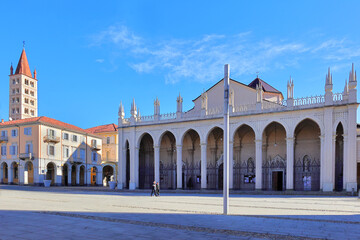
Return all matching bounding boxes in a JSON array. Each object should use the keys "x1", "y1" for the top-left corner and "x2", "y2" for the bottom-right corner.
[{"x1": 9, "y1": 46, "x2": 38, "y2": 120}]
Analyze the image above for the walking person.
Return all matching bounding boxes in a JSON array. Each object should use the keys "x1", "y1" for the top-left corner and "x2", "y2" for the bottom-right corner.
[
  {"x1": 151, "y1": 181, "x2": 157, "y2": 196},
  {"x1": 156, "y1": 182, "x2": 160, "y2": 196}
]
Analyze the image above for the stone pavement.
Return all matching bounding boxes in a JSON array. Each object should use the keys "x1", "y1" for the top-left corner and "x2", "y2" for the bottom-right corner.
[{"x1": 0, "y1": 185, "x2": 360, "y2": 240}]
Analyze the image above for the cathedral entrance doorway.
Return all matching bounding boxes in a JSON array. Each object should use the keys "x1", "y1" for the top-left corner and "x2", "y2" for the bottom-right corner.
[{"x1": 272, "y1": 171, "x2": 283, "y2": 191}]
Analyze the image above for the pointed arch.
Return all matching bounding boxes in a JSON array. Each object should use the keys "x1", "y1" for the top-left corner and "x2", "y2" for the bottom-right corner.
[
  {"x1": 233, "y1": 124, "x2": 256, "y2": 190},
  {"x1": 294, "y1": 118, "x2": 321, "y2": 191},
  {"x1": 159, "y1": 131, "x2": 177, "y2": 189},
  {"x1": 181, "y1": 128, "x2": 201, "y2": 190},
  {"x1": 138, "y1": 133, "x2": 154, "y2": 189}
]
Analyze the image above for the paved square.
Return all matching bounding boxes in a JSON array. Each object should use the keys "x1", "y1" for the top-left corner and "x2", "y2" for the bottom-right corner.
[{"x1": 1, "y1": 185, "x2": 360, "y2": 239}]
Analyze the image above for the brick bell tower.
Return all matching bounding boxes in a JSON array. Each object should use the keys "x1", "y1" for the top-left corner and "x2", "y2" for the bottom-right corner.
[{"x1": 9, "y1": 46, "x2": 38, "y2": 120}]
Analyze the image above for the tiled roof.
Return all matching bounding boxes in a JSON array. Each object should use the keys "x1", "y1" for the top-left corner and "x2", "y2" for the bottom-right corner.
[
  {"x1": 14, "y1": 49, "x2": 32, "y2": 77},
  {"x1": 0, "y1": 116, "x2": 98, "y2": 136},
  {"x1": 86, "y1": 123, "x2": 118, "y2": 134},
  {"x1": 248, "y1": 77, "x2": 281, "y2": 93}
]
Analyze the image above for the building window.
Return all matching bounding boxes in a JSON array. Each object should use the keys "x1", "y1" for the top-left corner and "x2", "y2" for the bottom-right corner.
[
  {"x1": 16, "y1": 97, "x2": 19, "y2": 103},
  {"x1": 16, "y1": 108, "x2": 19, "y2": 113},
  {"x1": 30, "y1": 91, "x2": 34, "y2": 96},
  {"x1": 25, "y1": 79, "x2": 29, "y2": 85},
  {"x1": 92, "y1": 151, "x2": 97, "y2": 162},
  {"x1": 25, "y1": 98, "x2": 29, "y2": 104},
  {"x1": 16, "y1": 79, "x2": 20, "y2": 84},
  {"x1": 12, "y1": 108, "x2": 15, "y2": 114},
  {"x1": 63, "y1": 146, "x2": 69, "y2": 158},
  {"x1": 11, "y1": 129, "x2": 18, "y2": 137},
  {"x1": 63, "y1": 133, "x2": 69, "y2": 140},
  {"x1": 12, "y1": 89, "x2": 15, "y2": 94},
  {"x1": 80, "y1": 149, "x2": 85, "y2": 160},
  {"x1": 12, "y1": 79, "x2": 15, "y2": 84},
  {"x1": 24, "y1": 127, "x2": 32, "y2": 136},
  {"x1": 30, "y1": 81, "x2": 34, "y2": 87},
  {"x1": 1, "y1": 131, "x2": 7, "y2": 137},
  {"x1": 1, "y1": 145, "x2": 6, "y2": 156},
  {"x1": 91, "y1": 139, "x2": 97, "y2": 147},
  {"x1": 24, "y1": 108, "x2": 29, "y2": 114},
  {"x1": 30, "y1": 110, "x2": 34, "y2": 116},
  {"x1": 10, "y1": 144, "x2": 17, "y2": 155},
  {"x1": 30, "y1": 100, "x2": 34, "y2": 106},
  {"x1": 12, "y1": 98, "x2": 15, "y2": 103},
  {"x1": 48, "y1": 129, "x2": 55, "y2": 138},
  {"x1": 25, "y1": 89, "x2": 29, "y2": 94},
  {"x1": 72, "y1": 135, "x2": 78, "y2": 142},
  {"x1": 106, "y1": 137, "x2": 110, "y2": 144},
  {"x1": 16, "y1": 88, "x2": 20, "y2": 94},
  {"x1": 48, "y1": 145, "x2": 55, "y2": 156},
  {"x1": 25, "y1": 142, "x2": 32, "y2": 153}
]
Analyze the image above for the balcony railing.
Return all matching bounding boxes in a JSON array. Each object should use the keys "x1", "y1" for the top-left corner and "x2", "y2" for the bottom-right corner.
[
  {"x1": 91, "y1": 143, "x2": 101, "y2": 151},
  {"x1": 19, "y1": 153, "x2": 34, "y2": 160},
  {"x1": 0, "y1": 136, "x2": 8, "y2": 143},
  {"x1": 43, "y1": 135, "x2": 60, "y2": 143}
]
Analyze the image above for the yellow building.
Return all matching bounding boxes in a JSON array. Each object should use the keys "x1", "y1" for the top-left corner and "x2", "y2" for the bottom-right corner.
[
  {"x1": 1, "y1": 48, "x2": 104, "y2": 186},
  {"x1": 0, "y1": 117, "x2": 103, "y2": 186},
  {"x1": 87, "y1": 123, "x2": 118, "y2": 185}
]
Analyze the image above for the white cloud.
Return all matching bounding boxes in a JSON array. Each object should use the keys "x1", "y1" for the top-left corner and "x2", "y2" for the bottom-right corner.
[
  {"x1": 95, "y1": 59, "x2": 104, "y2": 63},
  {"x1": 91, "y1": 25, "x2": 360, "y2": 83}
]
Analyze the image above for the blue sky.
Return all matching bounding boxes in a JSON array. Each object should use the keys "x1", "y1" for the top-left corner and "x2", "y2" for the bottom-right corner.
[{"x1": 0, "y1": 1, "x2": 359, "y2": 128}]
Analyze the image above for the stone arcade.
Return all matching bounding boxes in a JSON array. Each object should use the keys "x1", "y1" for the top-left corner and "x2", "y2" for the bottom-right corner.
[{"x1": 117, "y1": 64, "x2": 359, "y2": 192}]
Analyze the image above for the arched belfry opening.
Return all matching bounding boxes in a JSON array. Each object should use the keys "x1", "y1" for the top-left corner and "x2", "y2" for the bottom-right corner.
[
  {"x1": 207, "y1": 127, "x2": 223, "y2": 190},
  {"x1": 262, "y1": 122, "x2": 286, "y2": 191},
  {"x1": 159, "y1": 131, "x2": 176, "y2": 189},
  {"x1": 233, "y1": 125, "x2": 256, "y2": 190},
  {"x1": 139, "y1": 133, "x2": 154, "y2": 189},
  {"x1": 335, "y1": 123, "x2": 344, "y2": 191},
  {"x1": 182, "y1": 129, "x2": 201, "y2": 190},
  {"x1": 294, "y1": 119, "x2": 321, "y2": 191}
]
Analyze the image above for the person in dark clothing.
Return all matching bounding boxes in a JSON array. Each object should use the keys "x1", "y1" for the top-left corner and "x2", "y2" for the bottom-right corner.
[
  {"x1": 151, "y1": 181, "x2": 157, "y2": 196},
  {"x1": 156, "y1": 182, "x2": 160, "y2": 196}
]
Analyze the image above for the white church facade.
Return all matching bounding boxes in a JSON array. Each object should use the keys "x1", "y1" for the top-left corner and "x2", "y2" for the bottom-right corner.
[{"x1": 117, "y1": 64, "x2": 360, "y2": 192}]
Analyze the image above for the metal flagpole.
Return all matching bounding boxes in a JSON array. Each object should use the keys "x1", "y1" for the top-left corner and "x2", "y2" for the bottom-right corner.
[{"x1": 223, "y1": 64, "x2": 230, "y2": 215}]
